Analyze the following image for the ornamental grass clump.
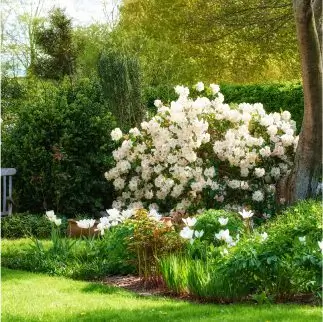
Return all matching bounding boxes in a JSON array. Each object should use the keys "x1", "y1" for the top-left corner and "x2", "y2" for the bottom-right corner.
[{"x1": 106, "y1": 82, "x2": 298, "y2": 215}]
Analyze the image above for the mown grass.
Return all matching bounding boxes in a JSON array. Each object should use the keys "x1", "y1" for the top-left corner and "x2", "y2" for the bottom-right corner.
[{"x1": 1, "y1": 268, "x2": 321, "y2": 322}]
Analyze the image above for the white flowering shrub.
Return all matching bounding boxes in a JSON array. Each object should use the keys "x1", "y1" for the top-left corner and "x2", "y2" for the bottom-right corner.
[{"x1": 105, "y1": 83, "x2": 298, "y2": 214}]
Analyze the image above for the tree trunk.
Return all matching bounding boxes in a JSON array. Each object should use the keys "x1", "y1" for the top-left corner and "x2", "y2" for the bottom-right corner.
[{"x1": 278, "y1": 0, "x2": 322, "y2": 204}]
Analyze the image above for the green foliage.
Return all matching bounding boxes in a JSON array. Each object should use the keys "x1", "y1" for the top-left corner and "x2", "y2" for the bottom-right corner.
[
  {"x1": 115, "y1": 0, "x2": 300, "y2": 85},
  {"x1": 98, "y1": 51, "x2": 144, "y2": 131},
  {"x1": 159, "y1": 200, "x2": 322, "y2": 301},
  {"x1": 1, "y1": 78, "x2": 117, "y2": 216},
  {"x1": 33, "y1": 8, "x2": 77, "y2": 79},
  {"x1": 96, "y1": 223, "x2": 136, "y2": 275},
  {"x1": 159, "y1": 254, "x2": 189, "y2": 294},
  {"x1": 0, "y1": 213, "x2": 67, "y2": 239},
  {"x1": 127, "y1": 209, "x2": 185, "y2": 284},
  {"x1": 195, "y1": 209, "x2": 244, "y2": 246}
]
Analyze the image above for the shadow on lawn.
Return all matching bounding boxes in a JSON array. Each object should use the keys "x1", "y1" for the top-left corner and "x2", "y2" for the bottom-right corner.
[
  {"x1": 2, "y1": 304, "x2": 322, "y2": 322},
  {"x1": 1, "y1": 268, "x2": 41, "y2": 282}
]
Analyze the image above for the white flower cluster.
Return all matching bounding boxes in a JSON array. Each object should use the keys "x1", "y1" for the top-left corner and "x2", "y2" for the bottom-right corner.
[
  {"x1": 179, "y1": 217, "x2": 204, "y2": 244},
  {"x1": 105, "y1": 83, "x2": 297, "y2": 213},
  {"x1": 45, "y1": 210, "x2": 62, "y2": 226},
  {"x1": 79, "y1": 208, "x2": 164, "y2": 236}
]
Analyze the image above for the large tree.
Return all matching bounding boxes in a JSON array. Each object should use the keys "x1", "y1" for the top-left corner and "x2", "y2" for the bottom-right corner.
[
  {"x1": 114, "y1": 0, "x2": 301, "y2": 85},
  {"x1": 278, "y1": 0, "x2": 322, "y2": 203}
]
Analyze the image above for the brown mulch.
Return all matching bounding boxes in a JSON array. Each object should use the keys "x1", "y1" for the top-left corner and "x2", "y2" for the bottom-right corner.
[
  {"x1": 101, "y1": 275, "x2": 192, "y2": 300},
  {"x1": 100, "y1": 275, "x2": 319, "y2": 305}
]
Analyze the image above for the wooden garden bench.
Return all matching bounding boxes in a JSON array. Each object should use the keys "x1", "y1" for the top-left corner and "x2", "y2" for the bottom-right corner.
[{"x1": 1, "y1": 168, "x2": 16, "y2": 217}]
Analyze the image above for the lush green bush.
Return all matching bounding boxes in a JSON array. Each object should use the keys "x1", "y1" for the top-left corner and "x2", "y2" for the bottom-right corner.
[
  {"x1": 159, "y1": 200, "x2": 322, "y2": 301},
  {"x1": 143, "y1": 82, "x2": 303, "y2": 132},
  {"x1": 0, "y1": 213, "x2": 67, "y2": 239},
  {"x1": 2, "y1": 78, "x2": 117, "y2": 216}
]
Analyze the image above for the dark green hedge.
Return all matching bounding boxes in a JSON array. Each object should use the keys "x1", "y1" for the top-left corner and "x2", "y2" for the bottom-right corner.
[
  {"x1": 2, "y1": 78, "x2": 117, "y2": 216},
  {"x1": 1, "y1": 213, "x2": 67, "y2": 239},
  {"x1": 143, "y1": 83, "x2": 304, "y2": 133}
]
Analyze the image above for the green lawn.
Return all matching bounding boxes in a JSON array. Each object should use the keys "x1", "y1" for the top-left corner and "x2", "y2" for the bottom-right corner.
[{"x1": 1, "y1": 268, "x2": 321, "y2": 322}]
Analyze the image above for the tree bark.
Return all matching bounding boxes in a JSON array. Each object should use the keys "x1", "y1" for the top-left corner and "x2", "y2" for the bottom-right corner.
[{"x1": 278, "y1": 0, "x2": 322, "y2": 203}]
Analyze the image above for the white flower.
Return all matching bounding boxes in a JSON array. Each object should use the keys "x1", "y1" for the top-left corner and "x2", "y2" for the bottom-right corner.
[
  {"x1": 298, "y1": 236, "x2": 306, "y2": 243},
  {"x1": 195, "y1": 82, "x2": 204, "y2": 92},
  {"x1": 318, "y1": 241, "x2": 323, "y2": 251},
  {"x1": 239, "y1": 209, "x2": 254, "y2": 219},
  {"x1": 218, "y1": 217, "x2": 229, "y2": 226},
  {"x1": 252, "y1": 190, "x2": 264, "y2": 202},
  {"x1": 149, "y1": 208, "x2": 162, "y2": 221},
  {"x1": 111, "y1": 128, "x2": 123, "y2": 141},
  {"x1": 174, "y1": 85, "x2": 189, "y2": 97},
  {"x1": 95, "y1": 222, "x2": 106, "y2": 235},
  {"x1": 76, "y1": 219, "x2": 96, "y2": 229},
  {"x1": 281, "y1": 111, "x2": 291, "y2": 121},
  {"x1": 194, "y1": 230, "x2": 204, "y2": 238},
  {"x1": 180, "y1": 226, "x2": 194, "y2": 240},
  {"x1": 120, "y1": 209, "x2": 133, "y2": 220},
  {"x1": 215, "y1": 229, "x2": 232, "y2": 244},
  {"x1": 182, "y1": 217, "x2": 197, "y2": 227},
  {"x1": 54, "y1": 218, "x2": 62, "y2": 226},
  {"x1": 106, "y1": 208, "x2": 121, "y2": 226},
  {"x1": 260, "y1": 232, "x2": 268, "y2": 241},
  {"x1": 45, "y1": 210, "x2": 56, "y2": 222},
  {"x1": 95, "y1": 217, "x2": 111, "y2": 235},
  {"x1": 220, "y1": 248, "x2": 229, "y2": 256},
  {"x1": 254, "y1": 168, "x2": 265, "y2": 178},
  {"x1": 154, "y1": 100, "x2": 163, "y2": 108},
  {"x1": 210, "y1": 83, "x2": 220, "y2": 95}
]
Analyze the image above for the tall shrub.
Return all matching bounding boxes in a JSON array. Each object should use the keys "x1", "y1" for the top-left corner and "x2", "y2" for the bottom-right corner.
[
  {"x1": 2, "y1": 78, "x2": 116, "y2": 216},
  {"x1": 98, "y1": 51, "x2": 144, "y2": 131}
]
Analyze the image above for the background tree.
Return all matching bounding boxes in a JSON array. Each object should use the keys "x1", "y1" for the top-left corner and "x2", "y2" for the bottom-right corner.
[
  {"x1": 33, "y1": 7, "x2": 77, "y2": 79},
  {"x1": 113, "y1": 0, "x2": 301, "y2": 85},
  {"x1": 1, "y1": 0, "x2": 47, "y2": 76}
]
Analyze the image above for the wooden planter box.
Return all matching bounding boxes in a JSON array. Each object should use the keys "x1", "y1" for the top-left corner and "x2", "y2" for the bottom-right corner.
[{"x1": 67, "y1": 219, "x2": 99, "y2": 238}]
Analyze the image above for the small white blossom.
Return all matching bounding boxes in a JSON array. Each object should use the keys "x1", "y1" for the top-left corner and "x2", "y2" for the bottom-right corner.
[
  {"x1": 218, "y1": 217, "x2": 229, "y2": 226},
  {"x1": 54, "y1": 218, "x2": 62, "y2": 226},
  {"x1": 220, "y1": 248, "x2": 229, "y2": 256},
  {"x1": 111, "y1": 128, "x2": 123, "y2": 141},
  {"x1": 318, "y1": 240, "x2": 323, "y2": 251},
  {"x1": 210, "y1": 83, "x2": 220, "y2": 95},
  {"x1": 149, "y1": 209, "x2": 162, "y2": 221},
  {"x1": 252, "y1": 190, "x2": 264, "y2": 202},
  {"x1": 194, "y1": 230, "x2": 204, "y2": 238},
  {"x1": 182, "y1": 217, "x2": 197, "y2": 227},
  {"x1": 45, "y1": 210, "x2": 56, "y2": 222},
  {"x1": 180, "y1": 226, "x2": 194, "y2": 240},
  {"x1": 260, "y1": 232, "x2": 268, "y2": 241},
  {"x1": 239, "y1": 209, "x2": 254, "y2": 219},
  {"x1": 154, "y1": 100, "x2": 163, "y2": 108},
  {"x1": 195, "y1": 82, "x2": 205, "y2": 92},
  {"x1": 215, "y1": 229, "x2": 232, "y2": 244},
  {"x1": 298, "y1": 236, "x2": 306, "y2": 244},
  {"x1": 76, "y1": 219, "x2": 96, "y2": 229}
]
